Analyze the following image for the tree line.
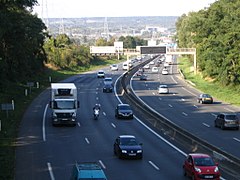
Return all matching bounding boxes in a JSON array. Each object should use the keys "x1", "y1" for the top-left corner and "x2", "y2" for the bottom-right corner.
[
  {"x1": 175, "y1": 0, "x2": 240, "y2": 86},
  {"x1": 0, "y1": 0, "x2": 148, "y2": 92}
]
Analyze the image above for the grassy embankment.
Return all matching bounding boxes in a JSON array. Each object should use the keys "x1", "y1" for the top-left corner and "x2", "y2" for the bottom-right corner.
[
  {"x1": 0, "y1": 58, "x2": 122, "y2": 180},
  {"x1": 178, "y1": 56, "x2": 240, "y2": 106}
]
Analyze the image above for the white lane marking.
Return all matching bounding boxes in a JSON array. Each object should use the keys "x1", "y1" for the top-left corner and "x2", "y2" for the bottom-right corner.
[
  {"x1": 149, "y1": 161, "x2": 160, "y2": 170},
  {"x1": 168, "y1": 104, "x2": 173, "y2": 108},
  {"x1": 148, "y1": 88, "x2": 151, "y2": 90},
  {"x1": 42, "y1": 104, "x2": 48, "y2": 142},
  {"x1": 173, "y1": 93, "x2": 176, "y2": 95},
  {"x1": 47, "y1": 162, "x2": 55, "y2": 180},
  {"x1": 211, "y1": 113, "x2": 217, "y2": 117},
  {"x1": 171, "y1": 76, "x2": 178, "y2": 84},
  {"x1": 111, "y1": 123, "x2": 116, "y2": 128},
  {"x1": 103, "y1": 112, "x2": 106, "y2": 116},
  {"x1": 153, "y1": 92, "x2": 156, "y2": 95},
  {"x1": 96, "y1": 97, "x2": 99, "y2": 100},
  {"x1": 193, "y1": 105, "x2": 198, "y2": 108},
  {"x1": 158, "y1": 97, "x2": 162, "y2": 100},
  {"x1": 182, "y1": 87, "x2": 197, "y2": 96},
  {"x1": 182, "y1": 112, "x2": 188, "y2": 116},
  {"x1": 203, "y1": 123, "x2": 210, "y2": 128},
  {"x1": 99, "y1": 160, "x2": 106, "y2": 169},
  {"x1": 233, "y1": 138, "x2": 240, "y2": 143},
  {"x1": 96, "y1": 92, "x2": 98, "y2": 94},
  {"x1": 224, "y1": 107, "x2": 235, "y2": 112},
  {"x1": 85, "y1": 138, "x2": 90, "y2": 144},
  {"x1": 77, "y1": 122, "x2": 81, "y2": 127},
  {"x1": 181, "y1": 98, "x2": 185, "y2": 101}
]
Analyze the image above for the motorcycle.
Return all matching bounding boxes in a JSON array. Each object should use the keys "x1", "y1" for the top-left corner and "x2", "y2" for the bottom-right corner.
[{"x1": 93, "y1": 109, "x2": 100, "y2": 120}]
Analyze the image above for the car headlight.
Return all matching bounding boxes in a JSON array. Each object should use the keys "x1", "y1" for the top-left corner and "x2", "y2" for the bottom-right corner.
[
  {"x1": 214, "y1": 166, "x2": 219, "y2": 173},
  {"x1": 194, "y1": 167, "x2": 201, "y2": 173},
  {"x1": 137, "y1": 150, "x2": 142, "y2": 153},
  {"x1": 122, "y1": 150, "x2": 127, "y2": 153}
]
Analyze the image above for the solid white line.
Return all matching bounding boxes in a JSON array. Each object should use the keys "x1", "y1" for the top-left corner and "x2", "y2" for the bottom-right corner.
[
  {"x1": 99, "y1": 160, "x2": 106, "y2": 169},
  {"x1": 182, "y1": 112, "x2": 188, "y2": 116},
  {"x1": 149, "y1": 161, "x2": 160, "y2": 170},
  {"x1": 233, "y1": 137, "x2": 240, "y2": 143},
  {"x1": 224, "y1": 107, "x2": 235, "y2": 112},
  {"x1": 111, "y1": 123, "x2": 116, "y2": 128},
  {"x1": 47, "y1": 162, "x2": 55, "y2": 180},
  {"x1": 42, "y1": 104, "x2": 48, "y2": 142},
  {"x1": 203, "y1": 123, "x2": 210, "y2": 128},
  {"x1": 171, "y1": 76, "x2": 178, "y2": 84},
  {"x1": 85, "y1": 138, "x2": 90, "y2": 144},
  {"x1": 182, "y1": 87, "x2": 197, "y2": 96}
]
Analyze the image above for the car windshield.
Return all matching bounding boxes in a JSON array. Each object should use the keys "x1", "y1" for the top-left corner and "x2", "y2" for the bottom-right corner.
[
  {"x1": 120, "y1": 138, "x2": 138, "y2": 146},
  {"x1": 160, "y1": 85, "x2": 167, "y2": 88},
  {"x1": 202, "y1": 94, "x2": 211, "y2": 98},
  {"x1": 119, "y1": 105, "x2": 131, "y2": 110},
  {"x1": 53, "y1": 100, "x2": 75, "y2": 109},
  {"x1": 194, "y1": 157, "x2": 215, "y2": 166},
  {"x1": 226, "y1": 115, "x2": 237, "y2": 120}
]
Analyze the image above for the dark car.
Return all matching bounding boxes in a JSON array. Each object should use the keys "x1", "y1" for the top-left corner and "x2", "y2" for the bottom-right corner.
[
  {"x1": 214, "y1": 113, "x2": 239, "y2": 130},
  {"x1": 115, "y1": 104, "x2": 133, "y2": 119},
  {"x1": 103, "y1": 84, "x2": 113, "y2": 93},
  {"x1": 183, "y1": 153, "x2": 220, "y2": 180},
  {"x1": 113, "y1": 135, "x2": 143, "y2": 159},
  {"x1": 139, "y1": 74, "x2": 147, "y2": 81},
  {"x1": 197, "y1": 94, "x2": 213, "y2": 104}
]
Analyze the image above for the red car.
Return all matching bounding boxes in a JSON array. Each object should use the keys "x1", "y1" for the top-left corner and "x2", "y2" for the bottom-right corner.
[{"x1": 183, "y1": 153, "x2": 220, "y2": 180}]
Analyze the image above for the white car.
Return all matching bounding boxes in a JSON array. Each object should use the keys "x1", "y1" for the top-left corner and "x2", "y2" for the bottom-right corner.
[
  {"x1": 152, "y1": 67, "x2": 158, "y2": 73},
  {"x1": 97, "y1": 70, "x2": 105, "y2": 78},
  {"x1": 110, "y1": 64, "x2": 118, "y2": 71},
  {"x1": 162, "y1": 69, "x2": 168, "y2": 75},
  {"x1": 158, "y1": 85, "x2": 169, "y2": 94},
  {"x1": 149, "y1": 61, "x2": 155, "y2": 65},
  {"x1": 143, "y1": 64, "x2": 150, "y2": 69},
  {"x1": 122, "y1": 62, "x2": 129, "y2": 70}
]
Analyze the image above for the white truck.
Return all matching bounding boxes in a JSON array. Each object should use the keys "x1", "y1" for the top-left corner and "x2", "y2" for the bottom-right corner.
[
  {"x1": 165, "y1": 55, "x2": 173, "y2": 65},
  {"x1": 49, "y1": 83, "x2": 79, "y2": 126}
]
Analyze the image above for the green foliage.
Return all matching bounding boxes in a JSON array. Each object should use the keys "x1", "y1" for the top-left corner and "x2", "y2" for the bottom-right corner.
[
  {"x1": 175, "y1": 0, "x2": 240, "y2": 86},
  {"x1": 118, "y1": 35, "x2": 147, "y2": 48},
  {"x1": 0, "y1": 0, "x2": 46, "y2": 90}
]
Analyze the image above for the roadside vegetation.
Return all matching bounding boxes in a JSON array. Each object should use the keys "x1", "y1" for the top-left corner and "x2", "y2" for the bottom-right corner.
[{"x1": 178, "y1": 56, "x2": 240, "y2": 106}]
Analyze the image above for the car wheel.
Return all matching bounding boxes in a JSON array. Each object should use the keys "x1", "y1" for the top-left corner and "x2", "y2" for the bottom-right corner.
[
  {"x1": 214, "y1": 121, "x2": 217, "y2": 127},
  {"x1": 221, "y1": 124, "x2": 225, "y2": 130},
  {"x1": 191, "y1": 174, "x2": 196, "y2": 180},
  {"x1": 183, "y1": 167, "x2": 187, "y2": 177}
]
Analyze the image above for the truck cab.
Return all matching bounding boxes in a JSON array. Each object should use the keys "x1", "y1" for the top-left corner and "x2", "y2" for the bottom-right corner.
[
  {"x1": 71, "y1": 162, "x2": 107, "y2": 180},
  {"x1": 50, "y1": 83, "x2": 79, "y2": 126}
]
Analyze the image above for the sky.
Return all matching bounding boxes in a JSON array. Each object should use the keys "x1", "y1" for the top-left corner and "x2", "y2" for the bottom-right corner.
[{"x1": 33, "y1": 0, "x2": 217, "y2": 18}]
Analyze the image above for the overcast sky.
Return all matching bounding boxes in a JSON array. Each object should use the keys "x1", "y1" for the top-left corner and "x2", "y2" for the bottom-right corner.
[{"x1": 33, "y1": 0, "x2": 217, "y2": 18}]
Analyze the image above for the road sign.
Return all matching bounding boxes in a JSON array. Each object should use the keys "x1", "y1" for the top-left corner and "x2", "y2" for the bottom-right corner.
[{"x1": 140, "y1": 46, "x2": 166, "y2": 54}]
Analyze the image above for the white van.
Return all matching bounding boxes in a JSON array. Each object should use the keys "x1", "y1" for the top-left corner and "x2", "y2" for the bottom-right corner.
[{"x1": 122, "y1": 62, "x2": 129, "y2": 70}]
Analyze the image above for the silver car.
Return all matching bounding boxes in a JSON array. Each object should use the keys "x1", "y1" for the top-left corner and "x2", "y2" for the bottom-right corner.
[{"x1": 214, "y1": 113, "x2": 239, "y2": 130}]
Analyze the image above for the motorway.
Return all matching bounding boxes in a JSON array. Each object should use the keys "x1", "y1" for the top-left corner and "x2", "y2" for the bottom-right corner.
[{"x1": 15, "y1": 56, "x2": 239, "y2": 180}]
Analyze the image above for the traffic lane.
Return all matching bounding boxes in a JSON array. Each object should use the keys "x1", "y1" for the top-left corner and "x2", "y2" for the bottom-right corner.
[
  {"x1": 43, "y1": 74, "x2": 187, "y2": 180},
  {"x1": 15, "y1": 89, "x2": 54, "y2": 180},
  {"x1": 131, "y1": 69, "x2": 240, "y2": 158},
  {"x1": 96, "y1": 108, "x2": 187, "y2": 180}
]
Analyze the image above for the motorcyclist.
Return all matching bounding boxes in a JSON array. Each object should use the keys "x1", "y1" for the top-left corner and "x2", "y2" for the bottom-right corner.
[{"x1": 93, "y1": 104, "x2": 101, "y2": 119}]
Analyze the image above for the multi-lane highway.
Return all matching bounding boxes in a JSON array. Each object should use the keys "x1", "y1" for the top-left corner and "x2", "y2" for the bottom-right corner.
[{"x1": 15, "y1": 56, "x2": 239, "y2": 180}]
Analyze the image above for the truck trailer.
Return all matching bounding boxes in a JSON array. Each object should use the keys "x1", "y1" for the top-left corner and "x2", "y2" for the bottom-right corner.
[{"x1": 49, "y1": 83, "x2": 79, "y2": 126}]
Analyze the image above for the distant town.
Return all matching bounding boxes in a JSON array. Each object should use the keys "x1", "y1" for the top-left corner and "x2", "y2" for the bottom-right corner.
[{"x1": 43, "y1": 16, "x2": 179, "y2": 46}]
